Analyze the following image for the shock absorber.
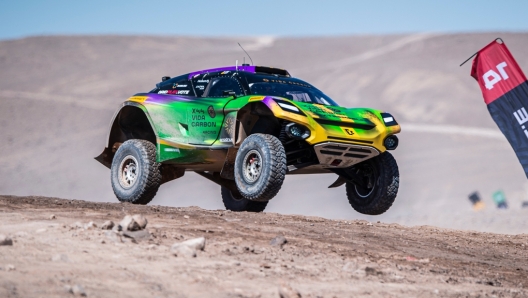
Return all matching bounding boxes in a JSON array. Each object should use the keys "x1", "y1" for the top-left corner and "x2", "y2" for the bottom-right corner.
[{"x1": 279, "y1": 121, "x2": 289, "y2": 144}]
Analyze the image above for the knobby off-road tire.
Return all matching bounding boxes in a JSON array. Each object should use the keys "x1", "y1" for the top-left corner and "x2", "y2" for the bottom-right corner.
[
  {"x1": 221, "y1": 186, "x2": 268, "y2": 212},
  {"x1": 111, "y1": 139, "x2": 161, "y2": 205},
  {"x1": 234, "y1": 134, "x2": 286, "y2": 202},
  {"x1": 345, "y1": 151, "x2": 399, "y2": 215}
]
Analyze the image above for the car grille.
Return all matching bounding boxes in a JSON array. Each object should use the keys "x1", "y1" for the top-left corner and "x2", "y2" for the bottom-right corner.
[
  {"x1": 313, "y1": 142, "x2": 379, "y2": 168},
  {"x1": 315, "y1": 119, "x2": 375, "y2": 130},
  {"x1": 327, "y1": 136, "x2": 373, "y2": 144}
]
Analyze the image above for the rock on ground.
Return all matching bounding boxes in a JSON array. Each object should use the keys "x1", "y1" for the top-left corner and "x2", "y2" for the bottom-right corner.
[
  {"x1": 270, "y1": 236, "x2": 287, "y2": 248},
  {"x1": 104, "y1": 231, "x2": 123, "y2": 243},
  {"x1": 171, "y1": 244, "x2": 196, "y2": 258},
  {"x1": 171, "y1": 237, "x2": 206, "y2": 258},
  {"x1": 70, "y1": 284, "x2": 87, "y2": 296},
  {"x1": 118, "y1": 214, "x2": 147, "y2": 231},
  {"x1": 132, "y1": 214, "x2": 147, "y2": 229},
  {"x1": 118, "y1": 215, "x2": 138, "y2": 231},
  {"x1": 0, "y1": 234, "x2": 13, "y2": 246},
  {"x1": 100, "y1": 220, "x2": 114, "y2": 230},
  {"x1": 122, "y1": 229, "x2": 150, "y2": 241},
  {"x1": 278, "y1": 283, "x2": 301, "y2": 298}
]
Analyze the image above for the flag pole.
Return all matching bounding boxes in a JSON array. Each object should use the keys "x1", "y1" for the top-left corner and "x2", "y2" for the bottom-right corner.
[{"x1": 459, "y1": 37, "x2": 503, "y2": 67}]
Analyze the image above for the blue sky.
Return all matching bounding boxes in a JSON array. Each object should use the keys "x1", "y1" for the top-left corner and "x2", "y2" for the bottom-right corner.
[{"x1": 1, "y1": 0, "x2": 528, "y2": 40}]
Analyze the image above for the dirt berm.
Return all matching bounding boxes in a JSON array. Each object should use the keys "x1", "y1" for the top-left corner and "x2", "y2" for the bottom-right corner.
[{"x1": 0, "y1": 195, "x2": 527, "y2": 297}]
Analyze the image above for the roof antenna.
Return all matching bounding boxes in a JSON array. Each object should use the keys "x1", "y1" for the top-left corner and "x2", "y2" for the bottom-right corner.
[{"x1": 238, "y1": 43, "x2": 253, "y2": 66}]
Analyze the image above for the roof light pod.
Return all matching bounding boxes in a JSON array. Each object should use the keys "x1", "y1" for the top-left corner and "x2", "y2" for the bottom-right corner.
[{"x1": 285, "y1": 123, "x2": 311, "y2": 140}]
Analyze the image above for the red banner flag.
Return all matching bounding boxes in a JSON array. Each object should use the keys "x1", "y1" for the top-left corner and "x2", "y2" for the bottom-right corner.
[
  {"x1": 470, "y1": 39, "x2": 528, "y2": 178},
  {"x1": 471, "y1": 40, "x2": 527, "y2": 104}
]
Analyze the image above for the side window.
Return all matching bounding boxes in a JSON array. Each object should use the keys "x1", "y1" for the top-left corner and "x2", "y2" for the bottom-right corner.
[
  {"x1": 190, "y1": 74, "x2": 211, "y2": 97},
  {"x1": 205, "y1": 78, "x2": 244, "y2": 97},
  {"x1": 158, "y1": 78, "x2": 195, "y2": 96}
]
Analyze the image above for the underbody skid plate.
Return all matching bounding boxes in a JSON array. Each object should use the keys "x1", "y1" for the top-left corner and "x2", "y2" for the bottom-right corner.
[{"x1": 313, "y1": 142, "x2": 379, "y2": 169}]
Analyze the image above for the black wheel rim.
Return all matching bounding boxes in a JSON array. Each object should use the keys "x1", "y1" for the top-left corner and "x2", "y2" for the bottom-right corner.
[{"x1": 353, "y1": 162, "x2": 378, "y2": 198}]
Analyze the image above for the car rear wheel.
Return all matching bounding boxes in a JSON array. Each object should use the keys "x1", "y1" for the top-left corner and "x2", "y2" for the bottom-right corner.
[
  {"x1": 111, "y1": 139, "x2": 161, "y2": 205},
  {"x1": 234, "y1": 134, "x2": 286, "y2": 201},
  {"x1": 345, "y1": 152, "x2": 399, "y2": 215},
  {"x1": 221, "y1": 186, "x2": 268, "y2": 212}
]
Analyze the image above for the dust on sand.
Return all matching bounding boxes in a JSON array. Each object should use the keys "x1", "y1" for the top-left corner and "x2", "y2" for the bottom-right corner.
[{"x1": 0, "y1": 195, "x2": 527, "y2": 297}]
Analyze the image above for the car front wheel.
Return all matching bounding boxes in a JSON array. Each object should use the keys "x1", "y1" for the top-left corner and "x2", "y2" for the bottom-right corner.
[{"x1": 234, "y1": 134, "x2": 286, "y2": 202}]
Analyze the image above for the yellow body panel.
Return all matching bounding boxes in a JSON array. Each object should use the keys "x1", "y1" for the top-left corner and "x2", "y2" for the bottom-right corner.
[{"x1": 261, "y1": 98, "x2": 400, "y2": 153}]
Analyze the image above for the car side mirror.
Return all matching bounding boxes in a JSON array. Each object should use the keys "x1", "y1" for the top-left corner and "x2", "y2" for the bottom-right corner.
[{"x1": 222, "y1": 90, "x2": 237, "y2": 98}]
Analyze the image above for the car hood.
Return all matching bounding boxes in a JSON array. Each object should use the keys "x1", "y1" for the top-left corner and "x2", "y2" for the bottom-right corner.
[{"x1": 292, "y1": 101, "x2": 380, "y2": 129}]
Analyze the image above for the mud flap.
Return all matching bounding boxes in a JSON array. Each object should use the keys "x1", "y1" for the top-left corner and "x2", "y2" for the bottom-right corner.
[
  {"x1": 94, "y1": 147, "x2": 113, "y2": 169},
  {"x1": 330, "y1": 168, "x2": 369, "y2": 189},
  {"x1": 160, "y1": 166, "x2": 185, "y2": 184},
  {"x1": 220, "y1": 147, "x2": 238, "y2": 180},
  {"x1": 328, "y1": 176, "x2": 347, "y2": 188}
]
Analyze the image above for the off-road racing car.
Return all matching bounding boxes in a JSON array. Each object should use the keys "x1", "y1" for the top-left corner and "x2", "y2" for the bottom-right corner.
[{"x1": 95, "y1": 65, "x2": 401, "y2": 214}]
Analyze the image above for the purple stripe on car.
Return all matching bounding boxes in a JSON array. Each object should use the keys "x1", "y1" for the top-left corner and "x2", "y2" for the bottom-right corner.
[{"x1": 146, "y1": 93, "x2": 195, "y2": 104}]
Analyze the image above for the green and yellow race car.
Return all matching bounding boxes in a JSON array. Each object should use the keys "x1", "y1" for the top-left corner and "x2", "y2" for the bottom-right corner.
[{"x1": 95, "y1": 65, "x2": 400, "y2": 214}]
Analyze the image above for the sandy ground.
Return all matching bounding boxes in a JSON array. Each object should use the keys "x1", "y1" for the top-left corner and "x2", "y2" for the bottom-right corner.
[{"x1": 0, "y1": 196, "x2": 527, "y2": 298}]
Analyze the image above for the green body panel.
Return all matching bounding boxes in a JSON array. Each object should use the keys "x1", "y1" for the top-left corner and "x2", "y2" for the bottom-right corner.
[
  {"x1": 128, "y1": 93, "x2": 399, "y2": 165},
  {"x1": 133, "y1": 96, "x2": 234, "y2": 163}
]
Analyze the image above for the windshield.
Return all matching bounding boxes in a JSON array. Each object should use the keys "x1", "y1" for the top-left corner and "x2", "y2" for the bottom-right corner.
[{"x1": 249, "y1": 82, "x2": 339, "y2": 106}]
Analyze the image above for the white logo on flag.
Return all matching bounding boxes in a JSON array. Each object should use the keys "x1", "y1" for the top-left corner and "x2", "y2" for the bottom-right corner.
[
  {"x1": 514, "y1": 107, "x2": 528, "y2": 125},
  {"x1": 483, "y1": 62, "x2": 509, "y2": 90},
  {"x1": 513, "y1": 107, "x2": 528, "y2": 139}
]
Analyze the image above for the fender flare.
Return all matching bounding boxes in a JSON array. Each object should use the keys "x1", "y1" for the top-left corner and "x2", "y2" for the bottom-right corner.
[
  {"x1": 232, "y1": 101, "x2": 280, "y2": 146},
  {"x1": 217, "y1": 101, "x2": 278, "y2": 180},
  {"x1": 95, "y1": 101, "x2": 159, "y2": 168}
]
